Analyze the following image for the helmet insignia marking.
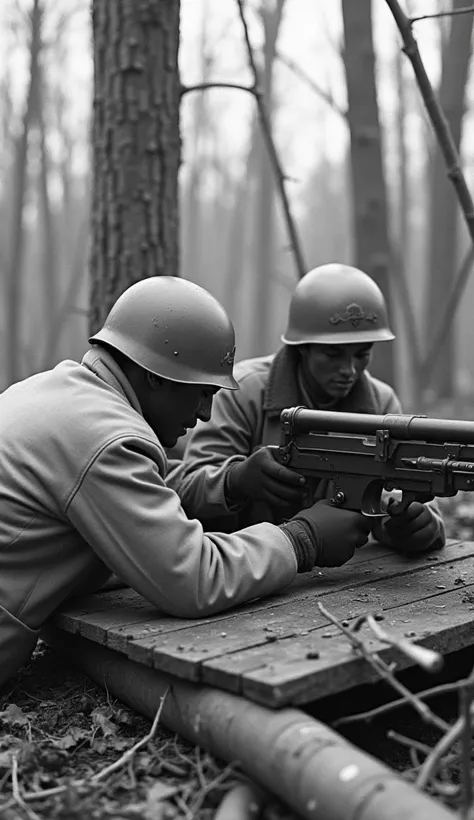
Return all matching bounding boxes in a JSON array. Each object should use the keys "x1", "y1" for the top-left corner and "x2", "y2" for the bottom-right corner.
[
  {"x1": 329, "y1": 302, "x2": 378, "y2": 327},
  {"x1": 221, "y1": 345, "x2": 236, "y2": 368}
]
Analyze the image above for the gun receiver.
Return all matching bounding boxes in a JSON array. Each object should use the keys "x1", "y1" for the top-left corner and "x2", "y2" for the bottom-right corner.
[{"x1": 277, "y1": 406, "x2": 474, "y2": 517}]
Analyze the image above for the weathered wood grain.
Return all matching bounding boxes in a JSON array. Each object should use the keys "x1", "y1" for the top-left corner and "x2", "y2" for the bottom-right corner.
[
  {"x1": 54, "y1": 539, "x2": 467, "y2": 647},
  {"x1": 239, "y1": 587, "x2": 474, "y2": 706},
  {"x1": 51, "y1": 538, "x2": 474, "y2": 705},
  {"x1": 200, "y1": 561, "x2": 474, "y2": 698}
]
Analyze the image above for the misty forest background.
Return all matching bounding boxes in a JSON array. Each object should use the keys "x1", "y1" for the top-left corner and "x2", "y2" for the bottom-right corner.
[{"x1": 2, "y1": 0, "x2": 474, "y2": 415}]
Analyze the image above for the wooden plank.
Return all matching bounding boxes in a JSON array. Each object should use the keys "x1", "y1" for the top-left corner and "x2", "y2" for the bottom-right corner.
[
  {"x1": 54, "y1": 538, "x2": 470, "y2": 650},
  {"x1": 199, "y1": 558, "x2": 474, "y2": 692},
  {"x1": 55, "y1": 588, "x2": 154, "y2": 634},
  {"x1": 239, "y1": 587, "x2": 474, "y2": 707},
  {"x1": 134, "y1": 555, "x2": 474, "y2": 683}
]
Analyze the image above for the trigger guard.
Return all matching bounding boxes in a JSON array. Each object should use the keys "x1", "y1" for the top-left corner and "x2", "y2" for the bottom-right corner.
[{"x1": 361, "y1": 480, "x2": 387, "y2": 517}]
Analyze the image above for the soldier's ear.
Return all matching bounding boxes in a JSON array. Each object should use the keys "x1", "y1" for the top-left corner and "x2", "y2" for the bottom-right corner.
[{"x1": 145, "y1": 371, "x2": 163, "y2": 391}]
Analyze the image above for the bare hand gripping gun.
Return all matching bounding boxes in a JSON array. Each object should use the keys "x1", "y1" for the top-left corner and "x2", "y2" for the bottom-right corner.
[{"x1": 276, "y1": 406, "x2": 474, "y2": 517}]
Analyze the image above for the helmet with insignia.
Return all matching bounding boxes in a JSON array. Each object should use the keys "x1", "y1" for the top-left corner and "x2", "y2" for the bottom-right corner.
[{"x1": 281, "y1": 263, "x2": 395, "y2": 345}]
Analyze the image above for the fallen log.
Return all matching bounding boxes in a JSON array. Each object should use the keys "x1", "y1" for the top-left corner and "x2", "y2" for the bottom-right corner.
[{"x1": 43, "y1": 626, "x2": 457, "y2": 820}]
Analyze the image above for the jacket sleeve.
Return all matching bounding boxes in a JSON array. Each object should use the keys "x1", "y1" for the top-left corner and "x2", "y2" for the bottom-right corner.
[
  {"x1": 65, "y1": 434, "x2": 297, "y2": 618},
  {"x1": 177, "y1": 377, "x2": 263, "y2": 519}
]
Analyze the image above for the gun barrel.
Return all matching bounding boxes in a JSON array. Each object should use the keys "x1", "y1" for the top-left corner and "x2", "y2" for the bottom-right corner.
[{"x1": 281, "y1": 407, "x2": 474, "y2": 444}]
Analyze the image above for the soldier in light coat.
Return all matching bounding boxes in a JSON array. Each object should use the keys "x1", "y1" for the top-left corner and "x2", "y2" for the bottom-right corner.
[
  {"x1": 179, "y1": 264, "x2": 445, "y2": 551},
  {"x1": 0, "y1": 276, "x2": 373, "y2": 686}
]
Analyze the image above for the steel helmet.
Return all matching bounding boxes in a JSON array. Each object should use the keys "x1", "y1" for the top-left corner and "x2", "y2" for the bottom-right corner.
[
  {"x1": 89, "y1": 277, "x2": 239, "y2": 389},
  {"x1": 282, "y1": 263, "x2": 395, "y2": 345}
]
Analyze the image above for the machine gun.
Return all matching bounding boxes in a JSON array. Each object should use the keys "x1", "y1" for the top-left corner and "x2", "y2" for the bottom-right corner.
[{"x1": 276, "y1": 406, "x2": 474, "y2": 517}]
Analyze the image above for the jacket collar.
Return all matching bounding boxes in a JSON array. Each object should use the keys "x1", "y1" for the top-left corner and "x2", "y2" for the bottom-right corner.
[
  {"x1": 263, "y1": 346, "x2": 302, "y2": 415},
  {"x1": 263, "y1": 345, "x2": 380, "y2": 416},
  {"x1": 81, "y1": 346, "x2": 143, "y2": 416}
]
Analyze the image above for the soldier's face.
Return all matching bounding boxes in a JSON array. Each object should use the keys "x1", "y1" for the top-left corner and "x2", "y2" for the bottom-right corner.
[
  {"x1": 300, "y1": 342, "x2": 373, "y2": 400},
  {"x1": 144, "y1": 379, "x2": 219, "y2": 447}
]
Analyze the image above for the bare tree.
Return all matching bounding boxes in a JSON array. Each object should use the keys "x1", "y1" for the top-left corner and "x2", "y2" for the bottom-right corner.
[
  {"x1": 5, "y1": 0, "x2": 42, "y2": 386},
  {"x1": 250, "y1": 0, "x2": 286, "y2": 356},
  {"x1": 341, "y1": 0, "x2": 395, "y2": 384},
  {"x1": 180, "y1": 1, "x2": 213, "y2": 290},
  {"x1": 89, "y1": 0, "x2": 181, "y2": 333},
  {"x1": 423, "y1": 0, "x2": 474, "y2": 399}
]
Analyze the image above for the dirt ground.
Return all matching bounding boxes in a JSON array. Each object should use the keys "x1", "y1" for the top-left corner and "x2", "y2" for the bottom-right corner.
[{"x1": 0, "y1": 493, "x2": 472, "y2": 820}]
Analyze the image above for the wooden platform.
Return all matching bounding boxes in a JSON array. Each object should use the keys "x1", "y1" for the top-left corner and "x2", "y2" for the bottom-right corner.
[{"x1": 51, "y1": 538, "x2": 474, "y2": 708}]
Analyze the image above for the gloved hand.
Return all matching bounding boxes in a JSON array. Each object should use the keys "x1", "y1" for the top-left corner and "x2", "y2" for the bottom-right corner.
[
  {"x1": 281, "y1": 499, "x2": 372, "y2": 571},
  {"x1": 377, "y1": 501, "x2": 444, "y2": 554},
  {"x1": 226, "y1": 447, "x2": 306, "y2": 507}
]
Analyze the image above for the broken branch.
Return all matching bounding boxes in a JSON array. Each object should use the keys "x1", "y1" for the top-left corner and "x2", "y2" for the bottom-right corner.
[
  {"x1": 317, "y1": 603, "x2": 449, "y2": 733},
  {"x1": 235, "y1": 0, "x2": 306, "y2": 279},
  {"x1": 365, "y1": 614, "x2": 444, "y2": 674}
]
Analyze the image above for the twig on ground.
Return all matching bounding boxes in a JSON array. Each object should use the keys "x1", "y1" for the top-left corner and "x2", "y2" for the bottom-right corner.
[
  {"x1": 11, "y1": 756, "x2": 41, "y2": 820},
  {"x1": 317, "y1": 603, "x2": 449, "y2": 733},
  {"x1": 175, "y1": 793, "x2": 194, "y2": 820},
  {"x1": 416, "y1": 713, "x2": 467, "y2": 790},
  {"x1": 15, "y1": 687, "x2": 170, "y2": 803},
  {"x1": 92, "y1": 686, "x2": 170, "y2": 782},
  {"x1": 188, "y1": 762, "x2": 238, "y2": 817}
]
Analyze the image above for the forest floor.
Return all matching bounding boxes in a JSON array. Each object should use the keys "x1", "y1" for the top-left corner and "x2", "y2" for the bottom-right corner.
[{"x1": 0, "y1": 493, "x2": 472, "y2": 820}]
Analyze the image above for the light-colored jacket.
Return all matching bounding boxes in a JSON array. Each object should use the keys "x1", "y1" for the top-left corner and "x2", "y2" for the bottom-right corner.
[
  {"x1": 179, "y1": 348, "x2": 445, "y2": 539},
  {"x1": 0, "y1": 347, "x2": 296, "y2": 684}
]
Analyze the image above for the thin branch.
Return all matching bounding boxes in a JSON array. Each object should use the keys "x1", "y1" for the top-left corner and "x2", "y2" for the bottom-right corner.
[
  {"x1": 385, "y1": 0, "x2": 474, "y2": 248},
  {"x1": 460, "y1": 686, "x2": 473, "y2": 815},
  {"x1": 416, "y1": 712, "x2": 466, "y2": 789},
  {"x1": 317, "y1": 603, "x2": 450, "y2": 733},
  {"x1": 387, "y1": 730, "x2": 433, "y2": 756},
  {"x1": 333, "y1": 679, "x2": 469, "y2": 727},
  {"x1": 410, "y1": 6, "x2": 474, "y2": 24},
  {"x1": 180, "y1": 82, "x2": 254, "y2": 97},
  {"x1": 11, "y1": 757, "x2": 41, "y2": 820},
  {"x1": 18, "y1": 689, "x2": 170, "y2": 801},
  {"x1": 92, "y1": 686, "x2": 170, "y2": 782},
  {"x1": 235, "y1": 0, "x2": 306, "y2": 279},
  {"x1": 421, "y1": 244, "x2": 474, "y2": 388},
  {"x1": 276, "y1": 50, "x2": 347, "y2": 120}
]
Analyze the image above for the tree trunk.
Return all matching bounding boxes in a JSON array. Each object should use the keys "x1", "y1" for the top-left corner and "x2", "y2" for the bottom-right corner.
[
  {"x1": 423, "y1": 0, "x2": 473, "y2": 399},
  {"x1": 5, "y1": 0, "x2": 42, "y2": 386},
  {"x1": 223, "y1": 115, "x2": 259, "y2": 340},
  {"x1": 181, "y1": 0, "x2": 211, "y2": 289},
  {"x1": 341, "y1": 0, "x2": 395, "y2": 385},
  {"x1": 37, "y1": 79, "x2": 58, "y2": 366},
  {"x1": 89, "y1": 0, "x2": 181, "y2": 335},
  {"x1": 250, "y1": 0, "x2": 285, "y2": 356}
]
